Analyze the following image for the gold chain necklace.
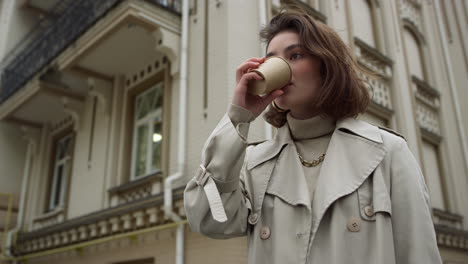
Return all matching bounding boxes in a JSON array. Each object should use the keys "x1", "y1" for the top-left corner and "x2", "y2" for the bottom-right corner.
[{"x1": 297, "y1": 152, "x2": 326, "y2": 167}]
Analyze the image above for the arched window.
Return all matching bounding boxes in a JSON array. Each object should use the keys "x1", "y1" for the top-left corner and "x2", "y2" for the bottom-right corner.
[
  {"x1": 403, "y1": 28, "x2": 425, "y2": 80},
  {"x1": 351, "y1": 0, "x2": 376, "y2": 47}
]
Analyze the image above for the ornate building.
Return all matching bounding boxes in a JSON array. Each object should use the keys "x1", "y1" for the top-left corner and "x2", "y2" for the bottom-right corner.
[{"x1": 0, "y1": 0, "x2": 467, "y2": 263}]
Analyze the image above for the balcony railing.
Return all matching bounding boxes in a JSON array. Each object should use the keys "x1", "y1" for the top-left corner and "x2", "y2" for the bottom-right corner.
[
  {"x1": 14, "y1": 187, "x2": 185, "y2": 256},
  {"x1": 354, "y1": 37, "x2": 394, "y2": 112},
  {"x1": 412, "y1": 75, "x2": 441, "y2": 139},
  {"x1": 0, "y1": 0, "x2": 181, "y2": 105}
]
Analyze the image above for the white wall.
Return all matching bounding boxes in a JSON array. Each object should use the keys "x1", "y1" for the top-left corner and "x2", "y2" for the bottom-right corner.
[{"x1": 0, "y1": 122, "x2": 26, "y2": 197}]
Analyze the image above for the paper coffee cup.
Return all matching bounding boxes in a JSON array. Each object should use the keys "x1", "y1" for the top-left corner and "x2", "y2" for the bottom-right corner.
[{"x1": 247, "y1": 56, "x2": 292, "y2": 95}]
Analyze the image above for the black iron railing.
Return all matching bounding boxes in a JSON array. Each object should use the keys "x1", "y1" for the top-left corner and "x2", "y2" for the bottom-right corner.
[{"x1": 0, "y1": 0, "x2": 181, "y2": 104}]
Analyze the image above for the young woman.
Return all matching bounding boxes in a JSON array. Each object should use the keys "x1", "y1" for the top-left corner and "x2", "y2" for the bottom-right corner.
[{"x1": 184, "y1": 8, "x2": 442, "y2": 264}]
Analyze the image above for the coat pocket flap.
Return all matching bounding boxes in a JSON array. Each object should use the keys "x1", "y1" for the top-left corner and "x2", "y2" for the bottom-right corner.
[{"x1": 357, "y1": 173, "x2": 392, "y2": 221}]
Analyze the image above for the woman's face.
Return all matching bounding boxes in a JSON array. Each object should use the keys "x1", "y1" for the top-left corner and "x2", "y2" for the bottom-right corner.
[{"x1": 266, "y1": 30, "x2": 323, "y2": 119}]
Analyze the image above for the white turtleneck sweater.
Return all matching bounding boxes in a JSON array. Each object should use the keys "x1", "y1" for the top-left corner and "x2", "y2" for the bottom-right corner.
[{"x1": 286, "y1": 113, "x2": 336, "y2": 200}]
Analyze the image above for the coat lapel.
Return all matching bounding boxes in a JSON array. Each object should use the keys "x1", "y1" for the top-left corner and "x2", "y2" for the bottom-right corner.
[
  {"x1": 310, "y1": 118, "x2": 387, "y2": 236},
  {"x1": 266, "y1": 141, "x2": 312, "y2": 208},
  {"x1": 246, "y1": 123, "x2": 310, "y2": 210}
]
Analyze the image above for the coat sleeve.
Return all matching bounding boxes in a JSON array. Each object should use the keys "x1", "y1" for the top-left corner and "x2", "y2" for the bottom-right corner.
[
  {"x1": 183, "y1": 104, "x2": 255, "y2": 239},
  {"x1": 390, "y1": 138, "x2": 442, "y2": 263}
]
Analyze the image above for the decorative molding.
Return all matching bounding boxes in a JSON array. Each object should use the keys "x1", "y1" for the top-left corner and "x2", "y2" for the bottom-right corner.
[
  {"x1": 153, "y1": 27, "x2": 181, "y2": 76},
  {"x1": 32, "y1": 207, "x2": 66, "y2": 231},
  {"x1": 433, "y1": 208, "x2": 464, "y2": 229},
  {"x1": 61, "y1": 97, "x2": 83, "y2": 131},
  {"x1": 421, "y1": 127, "x2": 442, "y2": 145},
  {"x1": 108, "y1": 171, "x2": 162, "y2": 195},
  {"x1": 412, "y1": 75, "x2": 440, "y2": 98},
  {"x1": 125, "y1": 58, "x2": 165, "y2": 89},
  {"x1": 14, "y1": 187, "x2": 185, "y2": 256},
  {"x1": 402, "y1": 18, "x2": 426, "y2": 45},
  {"x1": 108, "y1": 171, "x2": 163, "y2": 206},
  {"x1": 354, "y1": 37, "x2": 394, "y2": 114},
  {"x1": 416, "y1": 102, "x2": 440, "y2": 136},
  {"x1": 435, "y1": 224, "x2": 468, "y2": 251},
  {"x1": 367, "y1": 101, "x2": 394, "y2": 122},
  {"x1": 358, "y1": 70, "x2": 393, "y2": 111},
  {"x1": 399, "y1": 0, "x2": 424, "y2": 40},
  {"x1": 355, "y1": 37, "x2": 394, "y2": 70},
  {"x1": 49, "y1": 115, "x2": 74, "y2": 135},
  {"x1": 412, "y1": 75, "x2": 441, "y2": 136}
]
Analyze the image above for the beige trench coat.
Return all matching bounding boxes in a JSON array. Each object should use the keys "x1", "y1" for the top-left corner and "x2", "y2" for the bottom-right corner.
[{"x1": 184, "y1": 110, "x2": 442, "y2": 264}]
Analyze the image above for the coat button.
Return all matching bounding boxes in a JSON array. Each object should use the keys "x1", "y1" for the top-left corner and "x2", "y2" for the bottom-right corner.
[
  {"x1": 248, "y1": 213, "x2": 258, "y2": 224},
  {"x1": 347, "y1": 217, "x2": 361, "y2": 232},
  {"x1": 364, "y1": 205, "x2": 374, "y2": 217},
  {"x1": 260, "y1": 226, "x2": 271, "y2": 240}
]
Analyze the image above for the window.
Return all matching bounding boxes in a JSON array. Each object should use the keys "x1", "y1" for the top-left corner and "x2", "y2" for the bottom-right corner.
[
  {"x1": 403, "y1": 28, "x2": 425, "y2": 80},
  {"x1": 421, "y1": 140, "x2": 446, "y2": 210},
  {"x1": 48, "y1": 133, "x2": 74, "y2": 211},
  {"x1": 351, "y1": 0, "x2": 376, "y2": 47},
  {"x1": 130, "y1": 82, "x2": 164, "y2": 179}
]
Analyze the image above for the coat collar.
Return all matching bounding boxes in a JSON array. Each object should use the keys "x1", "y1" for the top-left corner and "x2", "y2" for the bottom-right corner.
[
  {"x1": 247, "y1": 118, "x2": 383, "y2": 170},
  {"x1": 246, "y1": 118, "x2": 388, "y2": 236}
]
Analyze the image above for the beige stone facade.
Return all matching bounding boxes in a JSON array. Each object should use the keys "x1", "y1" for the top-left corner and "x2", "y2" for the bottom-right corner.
[{"x1": 0, "y1": 0, "x2": 467, "y2": 263}]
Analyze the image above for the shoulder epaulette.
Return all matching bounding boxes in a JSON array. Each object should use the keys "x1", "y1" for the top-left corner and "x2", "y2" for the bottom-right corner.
[
  {"x1": 247, "y1": 140, "x2": 267, "y2": 147},
  {"x1": 378, "y1": 126, "x2": 406, "y2": 141}
]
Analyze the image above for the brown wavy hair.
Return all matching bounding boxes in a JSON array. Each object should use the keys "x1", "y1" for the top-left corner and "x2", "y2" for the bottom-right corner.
[{"x1": 261, "y1": 8, "x2": 371, "y2": 128}]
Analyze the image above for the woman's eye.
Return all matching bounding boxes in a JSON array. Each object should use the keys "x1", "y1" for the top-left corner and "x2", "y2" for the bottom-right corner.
[{"x1": 290, "y1": 53, "x2": 303, "y2": 60}]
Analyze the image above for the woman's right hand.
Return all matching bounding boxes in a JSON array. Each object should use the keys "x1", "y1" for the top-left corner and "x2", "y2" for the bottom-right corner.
[{"x1": 232, "y1": 57, "x2": 284, "y2": 119}]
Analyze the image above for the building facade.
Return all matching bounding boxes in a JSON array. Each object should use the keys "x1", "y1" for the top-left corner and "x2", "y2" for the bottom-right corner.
[{"x1": 0, "y1": 0, "x2": 467, "y2": 263}]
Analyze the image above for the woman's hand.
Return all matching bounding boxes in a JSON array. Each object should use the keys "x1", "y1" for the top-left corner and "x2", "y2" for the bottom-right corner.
[{"x1": 232, "y1": 57, "x2": 284, "y2": 118}]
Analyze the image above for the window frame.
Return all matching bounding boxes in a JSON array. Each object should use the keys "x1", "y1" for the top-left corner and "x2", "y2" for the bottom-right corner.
[
  {"x1": 351, "y1": 0, "x2": 379, "y2": 48},
  {"x1": 402, "y1": 23, "x2": 429, "y2": 81},
  {"x1": 420, "y1": 138, "x2": 448, "y2": 210},
  {"x1": 45, "y1": 128, "x2": 75, "y2": 213},
  {"x1": 130, "y1": 82, "x2": 164, "y2": 179},
  {"x1": 118, "y1": 67, "x2": 170, "y2": 187}
]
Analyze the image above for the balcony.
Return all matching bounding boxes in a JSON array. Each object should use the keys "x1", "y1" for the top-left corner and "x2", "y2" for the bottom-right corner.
[
  {"x1": 0, "y1": 0, "x2": 181, "y2": 106},
  {"x1": 13, "y1": 187, "x2": 185, "y2": 256},
  {"x1": 354, "y1": 37, "x2": 394, "y2": 118},
  {"x1": 412, "y1": 75, "x2": 442, "y2": 143},
  {"x1": 108, "y1": 171, "x2": 163, "y2": 206}
]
